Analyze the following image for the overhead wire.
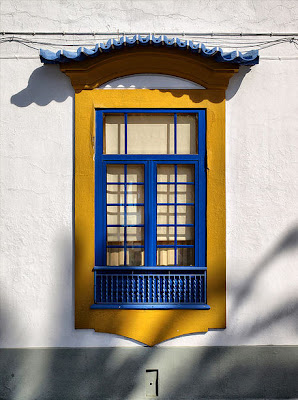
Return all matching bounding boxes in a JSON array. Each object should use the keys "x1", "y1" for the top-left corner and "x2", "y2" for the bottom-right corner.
[
  {"x1": 0, "y1": 34, "x2": 298, "y2": 54},
  {"x1": 1, "y1": 31, "x2": 298, "y2": 36}
]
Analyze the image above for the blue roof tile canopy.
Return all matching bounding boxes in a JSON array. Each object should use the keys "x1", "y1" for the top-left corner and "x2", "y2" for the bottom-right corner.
[{"x1": 40, "y1": 35, "x2": 259, "y2": 66}]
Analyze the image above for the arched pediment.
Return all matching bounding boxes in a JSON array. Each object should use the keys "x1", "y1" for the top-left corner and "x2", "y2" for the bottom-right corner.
[{"x1": 40, "y1": 35, "x2": 259, "y2": 91}]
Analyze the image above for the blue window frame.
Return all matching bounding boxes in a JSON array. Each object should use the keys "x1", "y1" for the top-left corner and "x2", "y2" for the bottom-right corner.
[{"x1": 92, "y1": 109, "x2": 210, "y2": 309}]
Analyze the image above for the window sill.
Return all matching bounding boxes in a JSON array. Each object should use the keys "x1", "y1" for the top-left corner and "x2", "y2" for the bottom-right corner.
[{"x1": 91, "y1": 304, "x2": 211, "y2": 310}]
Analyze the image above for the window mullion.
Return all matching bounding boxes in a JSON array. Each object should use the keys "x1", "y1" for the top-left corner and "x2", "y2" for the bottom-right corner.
[
  {"x1": 174, "y1": 164, "x2": 178, "y2": 266},
  {"x1": 152, "y1": 162, "x2": 157, "y2": 266},
  {"x1": 197, "y1": 110, "x2": 206, "y2": 268},
  {"x1": 124, "y1": 164, "x2": 127, "y2": 266},
  {"x1": 195, "y1": 161, "x2": 200, "y2": 267},
  {"x1": 174, "y1": 113, "x2": 177, "y2": 266},
  {"x1": 95, "y1": 111, "x2": 106, "y2": 266},
  {"x1": 146, "y1": 161, "x2": 157, "y2": 267}
]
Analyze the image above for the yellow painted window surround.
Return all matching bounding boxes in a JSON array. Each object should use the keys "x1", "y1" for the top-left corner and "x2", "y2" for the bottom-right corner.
[{"x1": 60, "y1": 48, "x2": 239, "y2": 345}]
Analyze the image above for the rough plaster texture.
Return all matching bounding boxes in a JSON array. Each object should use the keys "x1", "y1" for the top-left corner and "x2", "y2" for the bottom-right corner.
[
  {"x1": 0, "y1": 0, "x2": 298, "y2": 348},
  {"x1": 1, "y1": 0, "x2": 298, "y2": 34}
]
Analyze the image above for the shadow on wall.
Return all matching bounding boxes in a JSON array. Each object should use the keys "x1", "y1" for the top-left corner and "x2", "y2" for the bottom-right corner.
[
  {"x1": 10, "y1": 65, "x2": 73, "y2": 107},
  {"x1": 233, "y1": 226, "x2": 298, "y2": 310},
  {"x1": 10, "y1": 63, "x2": 251, "y2": 108},
  {"x1": 1, "y1": 226, "x2": 297, "y2": 399},
  {"x1": 5, "y1": 63, "x2": 298, "y2": 399},
  {"x1": 226, "y1": 65, "x2": 251, "y2": 101}
]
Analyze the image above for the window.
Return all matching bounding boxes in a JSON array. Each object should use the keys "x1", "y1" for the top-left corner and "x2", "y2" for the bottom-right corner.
[
  {"x1": 71, "y1": 86, "x2": 227, "y2": 345},
  {"x1": 92, "y1": 109, "x2": 210, "y2": 309},
  {"x1": 41, "y1": 35, "x2": 254, "y2": 343}
]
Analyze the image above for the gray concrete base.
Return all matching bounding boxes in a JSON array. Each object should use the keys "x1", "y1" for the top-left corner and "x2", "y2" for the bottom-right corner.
[{"x1": 0, "y1": 346, "x2": 297, "y2": 400}]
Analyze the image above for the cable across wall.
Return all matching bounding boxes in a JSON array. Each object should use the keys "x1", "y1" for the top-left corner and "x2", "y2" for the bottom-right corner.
[{"x1": 1, "y1": 32, "x2": 298, "y2": 59}]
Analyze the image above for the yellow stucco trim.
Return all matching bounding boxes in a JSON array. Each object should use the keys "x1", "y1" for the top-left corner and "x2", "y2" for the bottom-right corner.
[
  {"x1": 61, "y1": 47, "x2": 238, "y2": 91},
  {"x1": 75, "y1": 89, "x2": 226, "y2": 346}
]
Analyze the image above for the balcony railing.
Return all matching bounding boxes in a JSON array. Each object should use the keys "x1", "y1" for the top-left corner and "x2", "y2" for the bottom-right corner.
[{"x1": 91, "y1": 267, "x2": 210, "y2": 310}]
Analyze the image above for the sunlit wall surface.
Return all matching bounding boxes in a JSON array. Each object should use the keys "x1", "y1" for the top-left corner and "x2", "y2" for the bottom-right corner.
[{"x1": 0, "y1": 0, "x2": 297, "y2": 349}]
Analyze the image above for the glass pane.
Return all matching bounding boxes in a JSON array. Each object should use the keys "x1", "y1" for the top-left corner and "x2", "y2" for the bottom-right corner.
[
  {"x1": 157, "y1": 165, "x2": 175, "y2": 182},
  {"x1": 107, "y1": 227, "x2": 124, "y2": 244},
  {"x1": 177, "y1": 248, "x2": 195, "y2": 266},
  {"x1": 107, "y1": 165, "x2": 124, "y2": 183},
  {"x1": 177, "y1": 205, "x2": 194, "y2": 225},
  {"x1": 127, "y1": 205, "x2": 144, "y2": 225},
  {"x1": 157, "y1": 184, "x2": 194, "y2": 204},
  {"x1": 157, "y1": 248, "x2": 175, "y2": 266},
  {"x1": 157, "y1": 205, "x2": 175, "y2": 225},
  {"x1": 177, "y1": 185, "x2": 195, "y2": 203},
  {"x1": 157, "y1": 226, "x2": 175, "y2": 243},
  {"x1": 107, "y1": 206, "x2": 144, "y2": 225},
  {"x1": 127, "y1": 185, "x2": 144, "y2": 204},
  {"x1": 177, "y1": 227, "x2": 194, "y2": 242},
  {"x1": 127, "y1": 248, "x2": 144, "y2": 266},
  {"x1": 177, "y1": 165, "x2": 194, "y2": 182},
  {"x1": 127, "y1": 114, "x2": 174, "y2": 154},
  {"x1": 107, "y1": 248, "x2": 125, "y2": 266},
  {"x1": 177, "y1": 114, "x2": 198, "y2": 154},
  {"x1": 157, "y1": 164, "x2": 195, "y2": 183},
  {"x1": 104, "y1": 113, "x2": 198, "y2": 154},
  {"x1": 104, "y1": 114, "x2": 125, "y2": 154},
  {"x1": 127, "y1": 165, "x2": 144, "y2": 183},
  {"x1": 107, "y1": 185, "x2": 124, "y2": 204},
  {"x1": 156, "y1": 163, "x2": 196, "y2": 267},
  {"x1": 157, "y1": 184, "x2": 175, "y2": 204},
  {"x1": 127, "y1": 227, "x2": 144, "y2": 245},
  {"x1": 107, "y1": 205, "x2": 124, "y2": 226},
  {"x1": 107, "y1": 165, "x2": 144, "y2": 204}
]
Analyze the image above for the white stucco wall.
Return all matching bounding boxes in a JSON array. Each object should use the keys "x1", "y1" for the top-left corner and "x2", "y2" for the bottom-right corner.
[{"x1": 0, "y1": 0, "x2": 297, "y2": 348}]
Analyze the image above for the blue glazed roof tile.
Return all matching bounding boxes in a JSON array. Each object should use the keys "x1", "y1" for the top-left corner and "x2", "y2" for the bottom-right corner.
[{"x1": 40, "y1": 34, "x2": 259, "y2": 66}]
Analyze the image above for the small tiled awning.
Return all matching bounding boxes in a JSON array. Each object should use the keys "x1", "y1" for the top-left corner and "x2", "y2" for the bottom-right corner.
[{"x1": 40, "y1": 34, "x2": 259, "y2": 66}]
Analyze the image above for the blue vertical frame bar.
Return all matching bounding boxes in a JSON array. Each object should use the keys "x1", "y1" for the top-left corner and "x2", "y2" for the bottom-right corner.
[
  {"x1": 124, "y1": 164, "x2": 127, "y2": 265},
  {"x1": 194, "y1": 162, "x2": 200, "y2": 267},
  {"x1": 152, "y1": 162, "x2": 157, "y2": 266},
  {"x1": 174, "y1": 113, "x2": 178, "y2": 265},
  {"x1": 197, "y1": 110, "x2": 206, "y2": 268},
  {"x1": 146, "y1": 161, "x2": 156, "y2": 266},
  {"x1": 174, "y1": 164, "x2": 178, "y2": 266},
  {"x1": 124, "y1": 113, "x2": 128, "y2": 265},
  {"x1": 95, "y1": 111, "x2": 106, "y2": 266},
  {"x1": 144, "y1": 161, "x2": 149, "y2": 266}
]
